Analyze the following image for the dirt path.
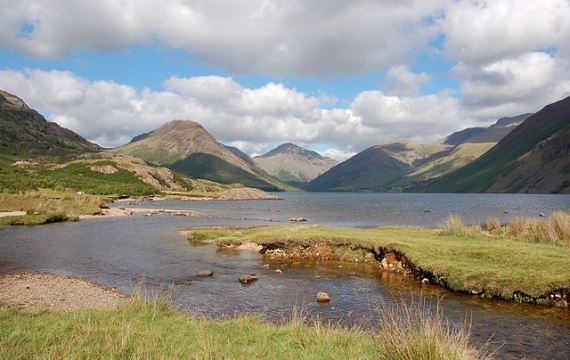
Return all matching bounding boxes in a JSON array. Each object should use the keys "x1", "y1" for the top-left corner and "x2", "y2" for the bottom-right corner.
[{"x1": 0, "y1": 273, "x2": 126, "y2": 311}]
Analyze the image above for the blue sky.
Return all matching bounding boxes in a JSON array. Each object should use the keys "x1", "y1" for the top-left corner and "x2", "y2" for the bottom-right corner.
[{"x1": 0, "y1": 0, "x2": 569, "y2": 160}]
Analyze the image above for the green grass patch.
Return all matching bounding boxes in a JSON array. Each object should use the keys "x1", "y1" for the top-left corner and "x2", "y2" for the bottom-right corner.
[
  {"x1": 0, "y1": 297, "x2": 486, "y2": 359},
  {"x1": 0, "y1": 161, "x2": 158, "y2": 196},
  {"x1": 0, "y1": 189, "x2": 105, "y2": 225},
  {"x1": 189, "y1": 225, "x2": 570, "y2": 300}
]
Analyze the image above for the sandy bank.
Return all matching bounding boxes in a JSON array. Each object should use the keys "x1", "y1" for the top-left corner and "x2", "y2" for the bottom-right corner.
[
  {"x1": 0, "y1": 211, "x2": 27, "y2": 218},
  {"x1": 0, "y1": 273, "x2": 125, "y2": 311}
]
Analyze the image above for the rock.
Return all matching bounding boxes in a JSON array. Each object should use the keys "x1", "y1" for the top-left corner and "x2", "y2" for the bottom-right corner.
[
  {"x1": 316, "y1": 291, "x2": 331, "y2": 303},
  {"x1": 289, "y1": 217, "x2": 307, "y2": 222},
  {"x1": 237, "y1": 242, "x2": 263, "y2": 252},
  {"x1": 539, "y1": 212, "x2": 545, "y2": 217},
  {"x1": 274, "y1": 269, "x2": 283, "y2": 274},
  {"x1": 421, "y1": 278, "x2": 429, "y2": 284},
  {"x1": 260, "y1": 264, "x2": 271, "y2": 270},
  {"x1": 197, "y1": 270, "x2": 213, "y2": 277},
  {"x1": 239, "y1": 274, "x2": 258, "y2": 284}
]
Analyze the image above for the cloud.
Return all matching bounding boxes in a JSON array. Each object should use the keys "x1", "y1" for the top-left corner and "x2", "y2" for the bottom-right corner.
[
  {"x1": 0, "y1": 0, "x2": 444, "y2": 76},
  {"x1": 350, "y1": 90, "x2": 463, "y2": 142},
  {"x1": 440, "y1": 0, "x2": 570, "y2": 64},
  {"x1": 384, "y1": 66, "x2": 430, "y2": 96},
  {"x1": 0, "y1": 69, "x2": 469, "y2": 155},
  {"x1": 454, "y1": 51, "x2": 570, "y2": 120},
  {"x1": 320, "y1": 148, "x2": 357, "y2": 162}
]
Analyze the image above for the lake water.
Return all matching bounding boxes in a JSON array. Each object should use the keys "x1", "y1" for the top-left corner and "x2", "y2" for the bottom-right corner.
[{"x1": 1, "y1": 193, "x2": 569, "y2": 359}]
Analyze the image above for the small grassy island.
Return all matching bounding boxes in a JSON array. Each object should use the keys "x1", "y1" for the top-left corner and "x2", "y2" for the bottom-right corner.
[{"x1": 188, "y1": 214, "x2": 570, "y2": 306}]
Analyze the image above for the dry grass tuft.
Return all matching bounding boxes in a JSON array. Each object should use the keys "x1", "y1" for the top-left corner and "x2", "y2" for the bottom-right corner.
[
  {"x1": 375, "y1": 297, "x2": 490, "y2": 360},
  {"x1": 441, "y1": 215, "x2": 479, "y2": 238},
  {"x1": 503, "y1": 212, "x2": 570, "y2": 247},
  {"x1": 483, "y1": 217, "x2": 502, "y2": 233}
]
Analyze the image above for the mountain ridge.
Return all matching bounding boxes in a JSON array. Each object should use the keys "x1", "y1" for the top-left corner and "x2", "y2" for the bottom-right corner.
[
  {"x1": 0, "y1": 90, "x2": 101, "y2": 157},
  {"x1": 422, "y1": 96, "x2": 570, "y2": 193}
]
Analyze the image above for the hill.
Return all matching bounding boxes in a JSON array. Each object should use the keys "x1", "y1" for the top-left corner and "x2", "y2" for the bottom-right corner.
[
  {"x1": 306, "y1": 142, "x2": 444, "y2": 191},
  {"x1": 423, "y1": 97, "x2": 570, "y2": 193},
  {"x1": 0, "y1": 90, "x2": 100, "y2": 158},
  {"x1": 254, "y1": 143, "x2": 337, "y2": 184},
  {"x1": 114, "y1": 120, "x2": 291, "y2": 191}
]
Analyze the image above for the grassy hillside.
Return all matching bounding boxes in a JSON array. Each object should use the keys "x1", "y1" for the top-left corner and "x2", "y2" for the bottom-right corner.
[
  {"x1": 115, "y1": 120, "x2": 291, "y2": 191},
  {"x1": 171, "y1": 152, "x2": 291, "y2": 192},
  {"x1": 423, "y1": 97, "x2": 570, "y2": 193},
  {"x1": 307, "y1": 142, "x2": 443, "y2": 192}
]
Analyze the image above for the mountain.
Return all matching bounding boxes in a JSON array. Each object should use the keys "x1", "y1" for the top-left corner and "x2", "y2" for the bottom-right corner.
[
  {"x1": 114, "y1": 120, "x2": 291, "y2": 191},
  {"x1": 306, "y1": 142, "x2": 444, "y2": 191},
  {"x1": 423, "y1": 97, "x2": 570, "y2": 193},
  {"x1": 307, "y1": 113, "x2": 530, "y2": 192},
  {"x1": 408, "y1": 114, "x2": 530, "y2": 182},
  {"x1": 0, "y1": 90, "x2": 100, "y2": 157},
  {"x1": 254, "y1": 143, "x2": 337, "y2": 184}
]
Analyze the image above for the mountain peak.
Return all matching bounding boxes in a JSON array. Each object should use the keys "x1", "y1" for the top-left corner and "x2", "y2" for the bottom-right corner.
[
  {"x1": 254, "y1": 143, "x2": 337, "y2": 183},
  {"x1": 0, "y1": 90, "x2": 31, "y2": 110},
  {"x1": 259, "y1": 143, "x2": 323, "y2": 159}
]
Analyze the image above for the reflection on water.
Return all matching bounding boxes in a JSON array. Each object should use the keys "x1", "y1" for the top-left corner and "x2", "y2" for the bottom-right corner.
[{"x1": 1, "y1": 193, "x2": 569, "y2": 360}]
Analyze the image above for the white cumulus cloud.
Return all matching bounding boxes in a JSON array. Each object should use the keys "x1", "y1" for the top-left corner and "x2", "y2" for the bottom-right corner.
[{"x1": 0, "y1": 69, "x2": 473, "y2": 158}]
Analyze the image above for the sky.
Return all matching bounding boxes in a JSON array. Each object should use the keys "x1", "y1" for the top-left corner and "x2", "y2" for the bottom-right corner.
[{"x1": 0, "y1": 0, "x2": 569, "y2": 160}]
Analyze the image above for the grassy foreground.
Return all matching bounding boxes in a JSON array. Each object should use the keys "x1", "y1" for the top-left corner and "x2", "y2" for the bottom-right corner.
[
  {"x1": 0, "y1": 297, "x2": 485, "y2": 360},
  {"x1": 189, "y1": 222, "x2": 570, "y2": 303}
]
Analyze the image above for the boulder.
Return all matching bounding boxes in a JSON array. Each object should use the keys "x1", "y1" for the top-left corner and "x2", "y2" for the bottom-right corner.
[
  {"x1": 316, "y1": 291, "x2": 331, "y2": 303},
  {"x1": 239, "y1": 274, "x2": 258, "y2": 284},
  {"x1": 197, "y1": 270, "x2": 214, "y2": 277}
]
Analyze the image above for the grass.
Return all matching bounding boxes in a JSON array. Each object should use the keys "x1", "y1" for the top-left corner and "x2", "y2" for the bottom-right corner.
[
  {"x1": 0, "y1": 295, "x2": 486, "y2": 359},
  {"x1": 484, "y1": 212, "x2": 570, "y2": 247},
  {"x1": 0, "y1": 160, "x2": 158, "y2": 196},
  {"x1": 0, "y1": 189, "x2": 105, "y2": 225},
  {"x1": 375, "y1": 298, "x2": 487, "y2": 360},
  {"x1": 188, "y1": 223, "x2": 570, "y2": 301}
]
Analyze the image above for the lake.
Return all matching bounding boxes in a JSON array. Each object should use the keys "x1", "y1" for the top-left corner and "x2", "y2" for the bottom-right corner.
[{"x1": 1, "y1": 192, "x2": 569, "y2": 359}]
